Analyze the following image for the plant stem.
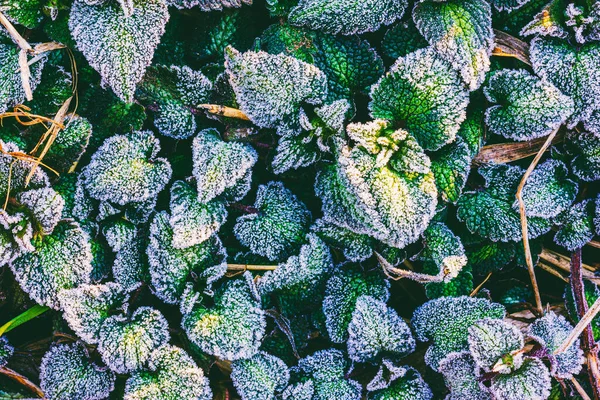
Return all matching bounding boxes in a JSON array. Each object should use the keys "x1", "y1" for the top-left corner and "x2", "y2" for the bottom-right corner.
[
  {"x1": 0, "y1": 304, "x2": 49, "y2": 337},
  {"x1": 567, "y1": 248, "x2": 600, "y2": 400},
  {"x1": 197, "y1": 104, "x2": 251, "y2": 121},
  {"x1": 571, "y1": 377, "x2": 593, "y2": 400},
  {"x1": 516, "y1": 128, "x2": 558, "y2": 316},
  {"x1": 227, "y1": 264, "x2": 277, "y2": 272},
  {"x1": 0, "y1": 367, "x2": 44, "y2": 398}
]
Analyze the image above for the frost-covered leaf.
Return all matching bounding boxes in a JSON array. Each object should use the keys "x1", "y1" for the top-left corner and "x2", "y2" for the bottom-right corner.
[
  {"x1": 10, "y1": 221, "x2": 92, "y2": 309},
  {"x1": 231, "y1": 351, "x2": 290, "y2": 400},
  {"x1": 312, "y1": 219, "x2": 375, "y2": 262},
  {"x1": 466, "y1": 241, "x2": 516, "y2": 275},
  {"x1": 225, "y1": 47, "x2": 327, "y2": 137},
  {"x1": 382, "y1": 20, "x2": 429, "y2": 60},
  {"x1": 258, "y1": 234, "x2": 333, "y2": 314},
  {"x1": 272, "y1": 131, "x2": 320, "y2": 174},
  {"x1": 489, "y1": 357, "x2": 551, "y2": 400},
  {"x1": 368, "y1": 366, "x2": 432, "y2": 400},
  {"x1": 192, "y1": 128, "x2": 257, "y2": 203},
  {"x1": 468, "y1": 318, "x2": 524, "y2": 373},
  {"x1": 411, "y1": 296, "x2": 505, "y2": 370},
  {"x1": 182, "y1": 276, "x2": 266, "y2": 361},
  {"x1": 0, "y1": 337, "x2": 13, "y2": 368},
  {"x1": 166, "y1": 0, "x2": 252, "y2": 10},
  {"x1": 169, "y1": 180, "x2": 227, "y2": 250},
  {"x1": 528, "y1": 312, "x2": 584, "y2": 379},
  {"x1": 438, "y1": 351, "x2": 493, "y2": 400},
  {"x1": 315, "y1": 140, "x2": 437, "y2": 249},
  {"x1": 148, "y1": 212, "x2": 227, "y2": 304},
  {"x1": 312, "y1": 34, "x2": 384, "y2": 102},
  {"x1": 124, "y1": 345, "x2": 212, "y2": 400},
  {"x1": 293, "y1": 349, "x2": 362, "y2": 400},
  {"x1": 516, "y1": 159, "x2": 578, "y2": 219},
  {"x1": 369, "y1": 47, "x2": 469, "y2": 151},
  {"x1": 0, "y1": 0, "x2": 44, "y2": 28},
  {"x1": 484, "y1": 69, "x2": 574, "y2": 141},
  {"x1": 40, "y1": 343, "x2": 115, "y2": 400},
  {"x1": 347, "y1": 295, "x2": 415, "y2": 363},
  {"x1": 457, "y1": 164, "x2": 553, "y2": 242},
  {"x1": 323, "y1": 268, "x2": 390, "y2": 343},
  {"x1": 565, "y1": 280, "x2": 600, "y2": 341},
  {"x1": 69, "y1": 0, "x2": 169, "y2": 102},
  {"x1": 234, "y1": 181, "x2": 311, "y2": 261},
  {"x1": 416, "y1": 222, "x2": 468, "y2": 283},
  {"x1": 16, "y1": 187, "x2": 64, "y2": 234},
  {"x1": 554, "y1": 200, "x2": 596, "y2": 251},
  {"x1": 103, "y1": 219, "x2": 137, "y2": 253},
  {"x1": 570, "y1": 130, "x2": 600, "y2": 181},
  {"x1": 137, "y1": 65, "x2": 212, "y2": 139},
  {"x1": 58, "y1": 282, "x2": 128, "y2": 344},
  {"x1": 413, "y1": 0, "x2": 494, "y2": 90},
  {"x1": 81, "y1": 131, "x2": 172, "y2": 206},
  {"x1": 114, "y1": 237, "x2": 149, "y2": 292},
  {"x1": 530, "y1": 37, "x2": 600, "y2": 126},
  {"x1": 0, "y1": 44, "x2": 46, "y2": 113},
  {"x1": 288, "y1": 0, "x2": 406, "y2": 35},
  {"x1": 98, "y1": 307, "x2": 170, "y2": 374}
]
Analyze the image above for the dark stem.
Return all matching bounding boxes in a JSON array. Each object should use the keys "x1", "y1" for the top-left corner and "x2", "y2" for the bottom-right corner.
[
  {"x1": 229, "y1": 203, "x2": 259, "y2": 214},
  {"x1": 571, "y1": 248, "x2": 600, "y2": 400}
]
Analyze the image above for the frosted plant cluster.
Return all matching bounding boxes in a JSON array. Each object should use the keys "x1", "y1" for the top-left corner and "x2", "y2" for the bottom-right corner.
[{"x1": 0, "y1": 0, "x2": 599, "y2": 399}]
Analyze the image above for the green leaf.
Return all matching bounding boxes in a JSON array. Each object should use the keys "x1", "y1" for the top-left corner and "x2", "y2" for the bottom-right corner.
[
  {"x1": 530, "y1": 37, "x2": 600, "y2": 127},
  {"x1": 430, "y1": 137, "x2": 472, "y2": 204},
  {"x1": 166, "y1": 0, "x2": 252, "y2": 10},
  {"x1": 554, "y1": 200, "x2": 596, "y2": 251},
  {"x1": 381, "y1": 20, "x2": 428, "y2": 60},
  {"x1": 569, "y1": 130, "x2": 600, "y2": 182},
  {"x1": 231, "y1": 352, "x2": 289, "y2": 400},
  {"x1": 438, "y1": 351, "x2": 493, "y2": 400},
  {"x1": 0, "y1": 304, "x2": 49, "y2": 337},
  {"x1": 490, "y1": 357, "x2": 551, "y2": 400},
  {"x1": 413, "y1": 0, "x2": 494, "y2": 90},
  {"x1": 69, "y1": 0, "x2": 169, "y2": 102},
  {"x1": 368, "y1": 367, "x2": 433, "y2": 400},
  {"x1": 468, "y1": 318, "x2": 524, "y2": 373},
  {"x1": 484, "y1": 69, "x2": 574, "y2": 141},
  {"x1": 0, "y1": 0, "x2": 44, "y2": 28},
  {"x1": 369, "y1": 47, "x2": 469, "y2": 151},
  {"x1": 288, "y1": 0, "x2": 407, "y2": 35},
  {"x1": 0, "y1": 44, "x2": 46, "y2": 113}
]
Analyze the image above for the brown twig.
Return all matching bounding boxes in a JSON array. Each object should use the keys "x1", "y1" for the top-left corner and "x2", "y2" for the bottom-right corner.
[
  {"x1": 537, "y1": 262, "x2": 569, "y2": 283},
  {"x1": 0, "y1": 366, "x2": 44, "y2": 398},
  {"x1": 587, "y1": 240, "x2": 600, "y2": 250},
  {"x1": 470, "y1": 272, "x2": 492, "y2": 296},
  {"x1": 566, "y1": 248, "x2": 600, "y2": 400},
  {"x1": 516, "y1": 128, "x2": 559, "y2": 316},
  {"x1": 198, "y1": 104, "x2": 251, "y2": 121},
  {"x1": 226, "y1": 264, "x2": 277, "y2": 272},
  {"x1": 571, "y1": 377, "x2": 593, "y2": 400},
  {"x1": 492, "y1": 29, "x2": 531, "y2": 66}
]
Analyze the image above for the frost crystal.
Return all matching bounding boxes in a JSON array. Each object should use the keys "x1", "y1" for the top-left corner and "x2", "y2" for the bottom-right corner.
[
  {"x1": 182, "y1": 277, "x2": 266, "y2": 361},
  {"x1": 0, "y1": 337, "x2": 13, "y2": 368},
  {"x1": 10, "y1": 221, "x2": 92, "y2": 309},
  {"x1": 438, "y1": 351, "x2": 492, "y2": 400},
  {"x1": 484, "y1": 69, "x2": 574, "y2": 141},
  {"x1": 489, "y1": 357, "x2": 551, "y2": 400},
  {"x1": 166, "y1": 0, "x2": 252, "y2": 11},
  {"x1": 323, "y1": 268, "x2": 390, "y2": 343},
  {"x1": 124, "y1": 345, "x2": 212, "y2": 400},
  {"x1": 58, "y1": 282, "x2": 128, "y2": 344},
  {"x1": 231, "y1": 351, "x2": 290, "y2": 400},
  {"x1": 347, "y1": 295, "x2": 415, "y2": 363},
  {"x1": 98, "y1": 307, "x2": 170, "y2": 374},
  {"x1": 0, "y1": 44, "x2": 46, "y2": 113},
  {"x1": 137, "y1": 65, "x2": 212, "y2": 139},
  {"x1": 288, "y1": 0, "x2": 407, "y2": 35},
  {"x1": 368, "y1": 367, "x2": 433, "y2": 400},
  {"x1": 468, "y1": 318, "x2": 524, "y2": 373},
  {"x1": 40, "y1": 343, "x2": 115, "y2": 400},
  {"x1": 192, "y1": 128, "x2": 258, "y2": 203},
  {"x1": 69, "y1": 0, "x2": 169, "y2": 102},
  {"x1": 530, "y1": 37, "x2": 600, "y2": 127},
  {"x1": 225, "y1": 47, "x2": 327, "y2": 137},
  {"x1": 294, "y1": 349, "x2": 362, "y2": 400},
  {"x1": 16, "y1": 187, "x2": 64, "y2": 234},
  {"x1": 411, "y1": 296, "x2": 505, "y2": 370},
  {"x1": 169, "y1": 180, "x2": 227, "y2": 249},
  {"x1": 148, "y1": 211, "x2": 227, "y2": 304},
  {"x1": 311, "y1": 219, "x2": 375, "y2": 262},
  {"x1": 258, "y1": 234, "x2": 333, "y2": 314},
  {"x1": 315, "y1": 141, "x2": 437, "y2": 249},
  {"x1": 81, "y1": 131, "x2": 172, "y2": 206},
  {"x1": 114, "y1": 237, "x2": 149, "y2": 292},
  {"x1": 234, "y1": 181, "x2": 311, "y2": 261},
  {"x1": 570, "y1": 130, "x2": 600, "y2": 182},
  {"x1": 528, "y1": 312, "x2": 584, "y2": 379},
  {"x1": 413, "y1": 0, "x2": 493, "y2": 90},
  {"x1": 369, "y1": 47, "x2": 469, "y2": 151},
  {"x1": 103, "y1": 219, "x2": 137, "y2": 252}
]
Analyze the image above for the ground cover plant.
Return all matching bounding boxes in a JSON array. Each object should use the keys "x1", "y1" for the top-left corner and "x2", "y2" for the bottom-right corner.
[{"x1": 0, "y1": 0, "x2": 600, "y2": 399}]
